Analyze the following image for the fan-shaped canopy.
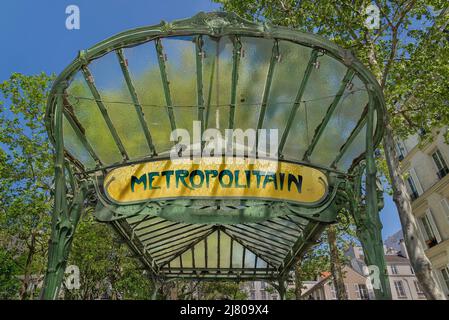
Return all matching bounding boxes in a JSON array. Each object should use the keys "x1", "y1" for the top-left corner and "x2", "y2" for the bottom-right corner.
[{"x1": 45, "y1": 12, "x2": 384, "y2": 280}]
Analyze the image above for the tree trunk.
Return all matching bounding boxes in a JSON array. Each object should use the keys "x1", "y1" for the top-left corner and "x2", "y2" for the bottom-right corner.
[
  {"x1": 294, "y1": 262, "x2": 303, "y2": 299},
  {"x1": 382, "y1": 120, "x2": 446, "y2": 299},
  {"x1": 19, "y1": 232, "x2": 36, "y2": 300},
  {"x1": 327, "y1": 225, "x2": 347, "y2": 300}
]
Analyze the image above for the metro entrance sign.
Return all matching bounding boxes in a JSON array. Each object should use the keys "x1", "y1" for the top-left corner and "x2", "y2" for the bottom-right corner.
[
  {"x1": 41, "y1": 12, "x2": 392, "y2": 300},
  {"x1": 104, "y1": 158, "x2": 328, "y2": 205}
]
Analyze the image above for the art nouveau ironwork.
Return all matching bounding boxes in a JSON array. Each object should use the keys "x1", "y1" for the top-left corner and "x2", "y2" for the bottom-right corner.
[{"x1": 41, "y1": 12, "x2": 391, "y2": 299}]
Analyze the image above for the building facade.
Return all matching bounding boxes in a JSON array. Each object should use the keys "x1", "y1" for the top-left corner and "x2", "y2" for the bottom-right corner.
[
  {"x1": 301, "y1": 267, "x2": 375, "y2": 300},
  {"x1": 396, "y1": 127, "x2": 449, "y2": 297},
  {"x1": 301, "y1": 244, "x2": 426, "y2": 300}
]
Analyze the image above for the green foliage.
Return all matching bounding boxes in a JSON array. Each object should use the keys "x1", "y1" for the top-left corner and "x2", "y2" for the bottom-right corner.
[
  {"x1": 215, "y1": 0, "x2": 449, "y2": 138},
  {"x1": 0, "y1": 248, "x2": 21, "y2": 299},
  {"x1": 64, "y1": 215, "x2": 154, "y2": 300},
  {"x1": 0, "y1": 72, "x2": 54, "y2": 299},
  {"x1": 215, "y1": 0, "x2": 449, "y2": 298},
  {"x1": 0, "y1": 73, "x2": 154, "y2": 299}
]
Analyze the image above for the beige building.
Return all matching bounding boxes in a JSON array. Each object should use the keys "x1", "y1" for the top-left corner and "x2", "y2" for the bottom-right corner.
[
  {"x1": 242, "y1": 281, "x2": 281, "y2": 300},
  {"x1": 396, "y1": 128, "x2": 449, "y2": 297},
  {"x1": 302, "y1": 244, "x2": 426, "y2": 300},
  {"x1": 302, "y1": 267, "x2": 374, "y2": 300}
]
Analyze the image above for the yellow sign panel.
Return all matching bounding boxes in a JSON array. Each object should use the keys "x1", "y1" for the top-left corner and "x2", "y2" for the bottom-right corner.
[{"x1": 104, "y1": 158, "x2": 328, "y2": 205}]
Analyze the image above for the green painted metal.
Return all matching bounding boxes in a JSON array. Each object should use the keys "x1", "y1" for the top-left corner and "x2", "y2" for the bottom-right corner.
[
  {"x1": 278, "y1": 49, "x2": 318, "y2": 155},
  {"x1": 41, "y1": 84, "x2": 88, "y2": 299},
  {"x1": 302, "y1": 69, "x2": 355, "y2": 161},
  {"x1": 41, "y1": 12, "x2": 389, "y2": 299},
  {"x1": 228, "y1": 36, "x2": 242, "y2": 130},
  {"x1": 116, "y1": 48, "x2": 157, "y2": 155},
  {"x1": 195, "y1": 36, "x2": 205, "y2": 134},
  {"x1": 155, "y1": 38, "x2": 177, "y2": 134},
  {"x1": 80, "y1": 66, "x2": 129, "y2": 161},
  {"x1": 256, "y1": 40, "x2": 279, "y2": 149},
  {"x1": 361, "y1": 90, "x2": 391, "y2": 300},
  {"x1": 204, "y1": 48, "x2": 216, "y2": 131},
  {"x1": 331, "y1": 107, "x2": 368, "y2": 168},
  {"x1": 338, "y1": 90, "x2": 391, "y2": 300},
  {"x1": 62, "y1": 101, "x2": 102, "y2": 167}
]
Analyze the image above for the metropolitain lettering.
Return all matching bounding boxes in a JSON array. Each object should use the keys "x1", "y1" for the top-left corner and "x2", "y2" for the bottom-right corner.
[{"x1": 130, "y1": 169, "x2": 303, "y2": 193}]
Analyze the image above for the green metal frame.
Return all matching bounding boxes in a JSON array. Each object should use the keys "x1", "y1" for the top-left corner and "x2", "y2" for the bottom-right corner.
[{"x1": 41, "y1": 12, "x2": 390, "y2": 300}]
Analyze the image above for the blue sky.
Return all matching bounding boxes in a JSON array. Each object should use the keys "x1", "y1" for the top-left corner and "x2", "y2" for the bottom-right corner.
[{"x1": 0, "y1": 0, "x2": 402, "y2": 240}]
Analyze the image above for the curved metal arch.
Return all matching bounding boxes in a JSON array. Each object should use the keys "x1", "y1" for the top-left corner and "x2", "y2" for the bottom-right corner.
[{"x1": 45, "y1": 11, "x2": 385, "y2": 175}]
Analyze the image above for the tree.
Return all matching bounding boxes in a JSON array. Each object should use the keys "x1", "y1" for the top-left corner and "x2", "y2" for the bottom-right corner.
[
  {"x1": 327, "y1": 225, "x2": 347, "y2": 300},
  {"x1": 0, "y1": 248, "x2": 21, "y2": 299},
  {"x1": 293, "y1": 246, "x2": 330, "y2": 299},
  {"x1": 0, "y1": 73, "x2": 155, "y2": 299},
  {"x1": 64, "y1": 215, "x2": 154, "y2": 300},
  {"x1": 0, "y1": 73, "x2": 54, "y2": 299},
  {"x1": 214, "y1": 0, "x2": 449, "y2": 299}
]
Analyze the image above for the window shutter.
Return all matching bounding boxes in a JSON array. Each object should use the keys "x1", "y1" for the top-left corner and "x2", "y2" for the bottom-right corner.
[
  {"x1": 440, "y1": 199, "x2": 449, "y2": 221},
  {"x1": 416, "y1": 217, "x2": 429, "y2": 247},
  {"x1": 410, "y1": 168, "x2": 424, "y2": 195},
  {"x1": 426, "y1": 209, "x2": 442, "y2": 243}
]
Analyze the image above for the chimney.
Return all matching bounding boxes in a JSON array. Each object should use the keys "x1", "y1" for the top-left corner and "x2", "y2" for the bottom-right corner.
[{"x1": 399, "y1": 239, "x2": 409, "y2": 259}]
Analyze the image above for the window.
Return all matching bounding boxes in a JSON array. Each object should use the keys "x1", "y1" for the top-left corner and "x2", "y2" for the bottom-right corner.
[
  {"x1": 432, "y1": 149, "x2": 449, "y2": 179},
  {"x1": 355, "y1": 284, "x2": 369, "y2": 300},
  {"x1": 418, "y1": 210, "x2": 442, "y2": 248},
  {"x1": 396, "y1": 140, "x2": 407, "y2": 160},
  {"x1": 260, "y1": 291, "x2": 266, "y2": 300},
  {"x1": 394, "y1": 280, "x2": 407, "y2": 298},
  {"x1": 391, "y1": 265, "x2": 398, "y2": 275},
  {"x1": 260, "y1": 282, "x2": 266, "y2": 289},
  {"x1": 441, "y1": 267, "x2": 449, "y2": 292},
  {"x1": 406, "y1": 176, "x2": 419, "y2": 200},
  {"x1": 414, "y1": 280, "x2": 424, "y2": 296},
  {"x1": 329, "y1": 284, "x2": 336, "y2": 299}
]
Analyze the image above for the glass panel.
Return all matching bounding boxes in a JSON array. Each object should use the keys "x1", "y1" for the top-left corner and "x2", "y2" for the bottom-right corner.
[
  {"x1": 244, "y1": 250, "x2": 257, "y2": 268},
  {"x1": 264, "y1": 41, "x2": 312, "y2": 158},
  {"x1": 283, "y1": 53, "x2": 348, "y2": 159},
  {"x1": 231, "y1": 241, "x2": 244, "y2": 268},
  {"x1": 336, "y1": 123, "x2": 366, "y2": 171},
  {"x1": 203, "y1": 36, "x2": 233, "y2": 134},
  {"x1": 180, "y1": 249, "x2": 193, "y2": 268},
  {"x1": 62, "y1": 115, "x2": 96, "y2": 169},
  {"x1": 66, "y1": 71, "x2": 122, "y2": 165},
  {"x1": 234, "y1": 37, "x2": 273, "y2": 131},
  {"x1": 124, "y1": 42, "x2": 173, "y2": 154},
  {"x1": 162, "y1": 36, "x2": 197, "y2": 138},
  {"x1": 88, "y1": 51, "x2": 150, "y2": 159},
  {"x1": 310, "y1": 75, "x2": 368, "y2": 166},
  {"x1": 207, "y1": 231, "x2": 218, "y2": 268},
  {"x1": 194, "y1": 240, "x2": 206, "y2": 268},
  {"x1": 218, "y1": 231, "x2": 231, "y2": 268},
  {"x1": 335, "y1": 110, "x2": 377, "y2": 171},
  {"x1": 256, "y1": 258, "x2": 267, "y2": 269}
]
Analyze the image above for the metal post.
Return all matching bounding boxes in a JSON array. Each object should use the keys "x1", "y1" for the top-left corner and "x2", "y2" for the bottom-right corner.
[
  {"x1": 41, "y1": 84, "x2": 87, "y2": 299},
  {"x1": 276, "y1": 277, "x2": 287, "y2": 300},
  {"x1": 352, "y1": 88, "x2": 391, "y2": 300}
]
